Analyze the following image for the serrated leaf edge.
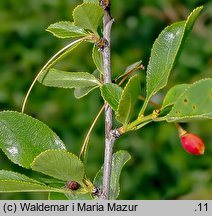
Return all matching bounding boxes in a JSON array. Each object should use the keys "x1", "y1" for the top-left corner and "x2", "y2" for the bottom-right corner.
[
  {"x1": 74, "y1": 85, "x2": 100, "y2": 99},
  {"x1": 110, "y1": 150, "x2": 131, "y2": 199},
  {"x1": 0, "y1": 179, "x2": 61, "y2": 192},
  {"x1": 92, "y1": 45, "x2": 104, "y2": 74},
  {"x1": 39, "y1": 70, "x2": 101, "y2": 89},
  {"x1": 146, "y1": 21, "x2": 186, "y2": 99},
  {"x1": 0, "y1": 170, "x2": 42, "y2": 184},
  {"x1": 185, "y1": 6, "x2": 203, "y2": 27},
  {"x1": 100, "y1": 83, "x2": 123, "y2": 111},
  {"x1": 46, "y1": 21, "x2": 88, "y2": 39},
  {"x1": 146, "y1": 6, "x2": 203, "y2": 100},
  {"x1": 31, "y1": 149, "x2": 83, "y2": 167},
  {"x1": 93, "y1": 150, "x2": 131, "y2": 199},
  {"x1": 161, "y1": 84, "x2": 191, "y2": 109},
  {"x1": 73, "y1": 3, "x2": 104, "y2": 34},
  {"x1": 30, "y1": 149, "x2": 84, "y2": 181},
  {"x1": 83, "y1": 0, "x2": 99, "y2": 4},
  {"x1": 0, "y1": 111, "x2": 65, "y2": 147},
  {"x1": 0, "y1": 111, "x2": 66, "y2": 168}
]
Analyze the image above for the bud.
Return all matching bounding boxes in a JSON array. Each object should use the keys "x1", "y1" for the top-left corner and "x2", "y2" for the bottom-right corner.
[
  {"x1": 66, "y1": 181, "x2": 79, "y2": 190},
  {"x1": 176, "y1": 123, "x2": 205, "y2": 155}
]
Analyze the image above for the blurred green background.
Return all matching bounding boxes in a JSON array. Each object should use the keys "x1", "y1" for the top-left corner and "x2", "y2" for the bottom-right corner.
[{"x1": 0, "y1": 0, "x2": 211, "y2": 200}]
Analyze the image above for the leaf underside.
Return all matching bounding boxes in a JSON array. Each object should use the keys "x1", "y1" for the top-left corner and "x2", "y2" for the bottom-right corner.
[
  {"x1": 116, "y1": 75, "x2": 141, "y2": 125},
  {"x1": 0, "y1": 180, "x2": 59, "y2": 193},
  {"x1": 74, "y1": 85, "x2": 99, "y2": 99},
  {"x1": 46, "y1": 21, "x2": 88, "y2": 39},
  {"x1": 38, "y1": 68, "x2": 100, "y2": 89},
  {"x1": 101, "y1": 83, "x2": 123, "y2": 111},
  {"x1": 48, "y1": 192, "x2": 92, "y2": 200},
  {"x1": 92, "y1": 45, "x2": 104, "y2": 74},
  {"x1": 74, "y1": 70, "x2": 101, "y2": 98},
  {"x1": 48, "y1": 192, "x2": 69, "y2": 200},
  {"x1": 0, "y1": 170, "x2": 41, "y2": 184}
]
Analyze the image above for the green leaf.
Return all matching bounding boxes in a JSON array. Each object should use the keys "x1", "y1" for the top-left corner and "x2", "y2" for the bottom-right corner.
[
  {"x1": 31, "y1": 150, "x2": 84, "y2": 184},
  {"x1": 48, "y1": 192, "x2": 69, "y2": 200},
  {"x1": 0, "y1": 171, "x2": 63, "y2": 193},
  {"x1": 46, "y1": 21, "x2": 88, "y2": 38},
  {"x1": 83, "y1": 0, "x2": 99, "y2": 4},
  {"x1": 93, "y1": 150, "x2": 131, "y2": 200},
  {"x1": 65, "y1": 193, "x2": 93, "y2": 200},
  {"x1": 73, "y1": 3, "x2": 104, "y2": 34},
  {"x1": 116, "y1": 75, "x2": 141, "y2": 125},
  {"x1": 38, "y1": 69, "x2": 101, "y2": 89},
  {"x1": 145, "y1": 21, "x2": 185, "y2": 99},
  {"x1": 166, "y1": 78, "x2": 212, "y2": 122},
  {"x1": 141, "y1": 6, "x2": 203, "y2": 114},
  {"x1": 0, "y1": 170, "x2": 60, "y2": 193},
  {"x1": 183, "y1": 6, "x2": 204, "y2": 43},
  {"x1": 74, "y1": 70, "x2": 101, "y2": 99},
  {"x1": 74, "y1": 85, "x2": 99, "y2": 99},
  {"x1": 0, "y1": 180, "x2": 60, "y2": 193},
  {"x1": 0, "y1": 170, "x2": 85, "y2": 194},
  {"x1": 0, "y1": 111, "x2": 66, "y2": 168},
  {"x1": 162, "y1": 84, "x2": 190, "y2": 108},
  {"x1": 101, "y1": 84, "x2": 123, "y2": 111},
  {"x1": 0, "y1": 170, "x2": 41, "y2": 184},
  {"x1": 92, "y1": 45, "x2": 103, "y2": 74}
]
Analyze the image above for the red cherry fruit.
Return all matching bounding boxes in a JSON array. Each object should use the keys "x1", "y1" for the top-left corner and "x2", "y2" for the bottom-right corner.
[
  {"x1": 176, "y1": 124, "x2": 205, "y2": 155},
  {"x1": 180, "y1": 133, "x2": 205, "y2": 155}
]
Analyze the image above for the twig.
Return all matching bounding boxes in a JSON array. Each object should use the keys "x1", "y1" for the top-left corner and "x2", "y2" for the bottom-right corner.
[{"x1": 100, "y1": 0, "x2": 115, "y2": 200}]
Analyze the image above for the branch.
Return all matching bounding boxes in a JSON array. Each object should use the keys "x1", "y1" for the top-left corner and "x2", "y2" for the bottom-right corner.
[{"x1": 100, "y1": 0, "x2": 115, "y2": 200}]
